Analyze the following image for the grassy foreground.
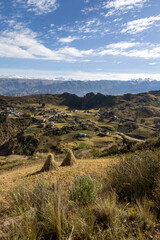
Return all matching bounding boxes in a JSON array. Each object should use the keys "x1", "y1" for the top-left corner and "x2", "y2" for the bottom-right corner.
[{"x1": 1, "y1": 151, "x2": 160, "y2": 239}]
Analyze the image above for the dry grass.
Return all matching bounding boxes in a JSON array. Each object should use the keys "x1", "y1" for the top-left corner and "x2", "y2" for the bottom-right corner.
[
  {"x1": 48, "y1": 104, "x2": 68, "y2": 111},
  {"x1": 106, "y1": 151, "x2": 160, "y2": 201},
  {"x1": 0, "y1": 152, "x2": 160, "y2": 239},
  {"x1": 40, "y1": 154, "x2": 57, "y2": 172},
  {"x1": 68, "y1": 110, "x2": 98, "y2": 122},
  {"x1": 61, "y1": 150, "x2": 77, "y2": 167},
  {"x1": 0, "y1": 155, "x2": 117, "y2": 194},
  {"x1": 0, "y1": 155, "x2": 118, "y2": 239}
]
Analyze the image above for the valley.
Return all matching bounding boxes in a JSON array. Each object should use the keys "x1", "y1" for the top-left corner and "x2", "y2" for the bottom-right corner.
[
  {"x1": 0, "y1": 91, "x2": 160, "y2": 159},
  {"x1": 1, "y1": 91, "x2": 160, "y2": 240}
]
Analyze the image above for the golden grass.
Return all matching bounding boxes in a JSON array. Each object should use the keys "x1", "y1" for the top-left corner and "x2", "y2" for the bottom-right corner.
[
  {"x1": 91, "y1": 136, "x2": 113, "y2": 143},
  {"x1": 68, "y1": 110, "x2": 98, "y2": 121},
  {"x1": 0, "y1": 156, "x2": 117, "y2": 193},
  {"x1": 0, "y1": 155, "x2": 29, "y2": 162},
  {"x1": 1, "y1": 152, "x2": 160, "y2": 240},
  {"x1": 47, "y1": 104, "x2": 68, "y2": 111},
  {"x1": 55, "y1": 123, "x2": 67, "y2": 128}
]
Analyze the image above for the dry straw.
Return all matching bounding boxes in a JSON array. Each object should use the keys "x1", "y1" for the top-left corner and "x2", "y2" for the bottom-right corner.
[
  {"x1": 61, "y1": 150, "x2": 77, "y2": 167},
  {"x1": 41, "y1": 154, "x2": 57, "y2": 172}
]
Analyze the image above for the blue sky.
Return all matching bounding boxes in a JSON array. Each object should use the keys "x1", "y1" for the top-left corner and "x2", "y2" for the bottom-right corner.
[{"x1": 0, "y1": 0, "x2": 160, "y2": 80}]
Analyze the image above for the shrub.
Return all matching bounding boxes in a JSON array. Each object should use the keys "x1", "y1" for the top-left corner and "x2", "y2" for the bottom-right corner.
[
  {"x1": 0, "y1": 113, "x2": 7, "y2": 123},
  {"x1": 2, "y1": 177, "x2": 160, "y2": 239},
  {"x1": 6, "y1": 182, "x2": 33, "y2": 214},
  {"x1": 91, "y1": 147, "x2": 102, "y2": 158},
  {"x1": 70, "y1": 175, "x2": 101, "y2": 206},
  {"x1": 38, "y1": 182, "x2": 69, "y2": 239},
  {"x1": 153, "y1": 180, "x2": 160, "y2": 218},
  {"x1": 93, "y1": 193, "x2": 117, "y2": 229},
  {"x1": 5, "y1": 179, "x2": 70, "y2": 240},
  {"x1": 136, "y1": 198, "x2": 155, "y2": 230},
  {"x1": 106, "y1": 151, "x2": 160, "y2": 201},
  {"x1": 108, "y1": 144, "x2": 119, "y2": 154},
  {"x1": 77, "y1": 142, "x2": 87, "y2": 149}
]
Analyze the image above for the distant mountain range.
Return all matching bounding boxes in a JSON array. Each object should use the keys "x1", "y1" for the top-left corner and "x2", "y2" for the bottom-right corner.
[{"x1": 1, "y1": 78, "x2": 160, "y2": 96}]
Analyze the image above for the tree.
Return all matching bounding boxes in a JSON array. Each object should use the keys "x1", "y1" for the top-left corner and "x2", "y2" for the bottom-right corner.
[{"x1": 42, "y1": 103, "x2": 45, "y2": 108}]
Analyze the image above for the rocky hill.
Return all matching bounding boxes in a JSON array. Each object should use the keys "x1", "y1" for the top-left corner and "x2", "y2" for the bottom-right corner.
[{"x1": 0, "y1": 90, "x2": 159, "y2": 110}]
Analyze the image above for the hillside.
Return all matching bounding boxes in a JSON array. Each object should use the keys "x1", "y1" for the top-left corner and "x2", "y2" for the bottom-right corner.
[
  {"x1": 1, "y1": 150, "x2": 160, "y2": 239},
  {"x1": 0, "y1": 90, "x2": 160, "y2": 109},
  {"x1": 0, "y1": 90, "x2": 160, "y2": 157},
  {"x1": 1, "y1": 91, "x2": 160, "y2": 239},
  {"x1": 1, "y1": 78, "x2": 160, "y2": 96}
]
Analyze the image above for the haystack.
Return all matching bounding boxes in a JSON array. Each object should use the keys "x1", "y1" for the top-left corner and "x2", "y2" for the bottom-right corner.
[
  {"x1": 41, "y1": 154, "x2": 57, "y2": 172},
  {"x1": 61, "y1": 150, "x2": 77, "y2": 167}
]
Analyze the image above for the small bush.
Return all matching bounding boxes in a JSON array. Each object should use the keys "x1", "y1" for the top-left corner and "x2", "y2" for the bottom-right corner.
[
  {"x1": 70, "y1": 175, "x2": 101, "y2": 206},
  {"x1": 153, "y1": 181, "x2": 160, "y2": 218},
  {"x1": 6, "y1": 182, "x2": 33, "y2": 214},
  {"x1": 77, "y1": 142, "x2": 87, "y2": 149},
  {"x1": 91, "y1": 147, "x2": 102, "y2": 158},
  {"x1": 38, "y1": 182, "x2": 69, "y2": 239},
  {"x1": 106, "y1": 151, "x2": 160, "y2": 201},
  {"x1": 25, "y1": 127, "x2": 35, "y2": 133},
  {"x1": 93, "y1": 193, "x2": 117, "y2": 229},
  {"x1": 2, "y1": 177, "x2": 160, "y2": 240},
  {"x1": 0, "y1": 113, "x2": 7, "y2": 123},
  {"x1": 4, "y1": 179, "x2": 70, "y2": 240},
  {"x1": 136, "y1": 198, "x2": 155, "y2": 230}
]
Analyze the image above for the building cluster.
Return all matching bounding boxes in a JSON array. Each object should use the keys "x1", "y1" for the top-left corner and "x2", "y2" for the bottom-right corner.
[{"x1": 1, "y1": 107, "x2": 22, "y2": 117}]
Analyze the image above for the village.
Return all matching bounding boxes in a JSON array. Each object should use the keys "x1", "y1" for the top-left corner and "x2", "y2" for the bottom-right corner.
[
  {"x1": 0, "y1": 95, "x2": 159, "y2": 159},
  {"x1": 0, "y1": 102, "x2": 125, "y2": 157}
]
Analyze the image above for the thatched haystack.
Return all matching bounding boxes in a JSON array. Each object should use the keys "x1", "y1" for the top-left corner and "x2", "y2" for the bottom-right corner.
[
  {"x1": 61, "y1": 150, "x2": 77, "y2": 167},
  {"x1": 41, "y1": 154, "x2": 57, "y2": 172}
]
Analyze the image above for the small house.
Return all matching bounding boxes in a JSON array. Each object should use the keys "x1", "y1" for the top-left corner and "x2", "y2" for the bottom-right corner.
[{"x1": 77, "y1": 132, "x2": 87, "y2": 138}]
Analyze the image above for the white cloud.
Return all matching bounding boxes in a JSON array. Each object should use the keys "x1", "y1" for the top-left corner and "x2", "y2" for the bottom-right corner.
[
  {"x1": 86, "y1": 19, "x2": 98, "y2": 26},
  {"x1": 122, "y1": 48, "x2": 160, "y2": 59},
  {"x1": 98, "y1": 41, "x2": 160, "y2": 59},
  {"x1": 2, "y1": 69, "x2": 160, "y2": 81},
  {"x1": 105, "y1": 0, "x2": 147, "y2": 10},
  {"x1": 99, "y1": 41, "x2": 139, "y2": 56},
  {"x1": 78, "y1": 18, "x2": 106, "y2": 34},
  {"x1": 57, "y1": 47, "x2": 93, "y2": 57},
  {"x1": 149, "y1": 62, "x2": 157, "y2": 65},
  {"x1": 0, "y1": 42, "x2": 34, "y2": 59},
  {"x1": 62, "y1": 71, "x2": 160, "y2": 81},
  {"x1": 122, "y1": 15, "x2": 160, "y2": 34},
  {"x1": 0, "y1": 24, "x2": 93, "y2": 61},
  {"x1": 105, "y1": 0, "x2": 148, "y2": 17},
  {"x1": 2, "y1": 27, "x2": 160, "y2": 61},
  {"x1": 57, "y1": 18, "x2": 107, "y2": 36},
  {"x1": 106, "y1": 42, "x2": 139, "y2": 50},
  {"x1": 113, "y1": 18, "x2": 122, "y2": 22},
  {"x1": 16, "y1": 0, "x2": 58, "y2": 15},
  {"x1": 58, "y1": 36, "x2": 79, "y2": 43},
  {"x1": 2, "y1": 19, "x2": 160, "y2": 62}
]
